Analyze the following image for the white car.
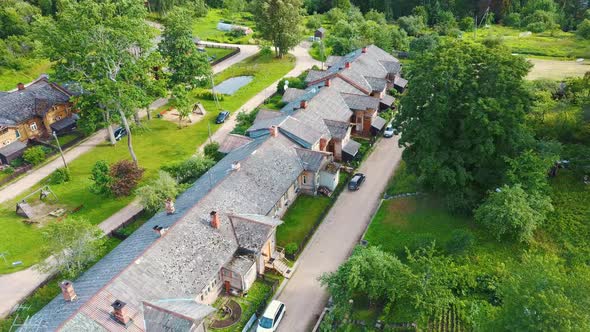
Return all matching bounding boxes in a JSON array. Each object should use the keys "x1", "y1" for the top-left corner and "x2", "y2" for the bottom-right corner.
[
  {"x1": 383, "y1": 124, "x2": 396, "y2": 138},
  {"x1": 257, "y1": 300, "x2": 286, "y2": 332}
]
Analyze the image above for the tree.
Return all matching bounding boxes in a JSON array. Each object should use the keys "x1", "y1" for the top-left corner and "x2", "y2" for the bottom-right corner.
[
  {"x1": 161, "y1": 154, "x2": 215, "y2": 184},
  {"x1": 34, "y1": 0, "x2": 161, "y2": 165},
  {"x1": 408, "y1": 33, "x2": 439, "y2": 57},
  {"x1": 475, "y1": 184, "x2": 553, "y2": 242},
  {"x1": 504, "y1": 150, "x2": 553, "y2": 194},
  {"x1": 253, "y1": 0, "x2": 304, "y2": 58},
  {"x1": 23, "y1": 146, "x2": 46, "y2": 165},
  {"x1": 223, "y1": 0, "x2": 246, "y2": 20},
  {"x1": 458, "y1": 16, "x2": 474, "y2": 31},
  {"x1": 397, "y1": 15, "x2": 425, "y2": 36},
  {"x1": 364, "y1": 9, "x2": 386, "y2": 25},
  {"x1": 159, "y1": 7, "x2": 211, "y2": 89},
  {"x1": 38, "y1": 217, "x2": 105, "y2": 278},
  {"x1": 333, "y1": 0, "x2": 351, "y2": 11},
  {"x1": 483, "y1": 253, "x2": 590, "y2": 331},
  {"x1": 578, "y1": 19, "x2": 590, "y2": 39},
  {"x1": 393, "y1": 42, "x2": 533, "y2": 211},
  {"x1": 306, "y1": 14, "x2": 322, "y2": 29},
  {"x1": 90, "y1": 160, "x2": 112, "y2": 195},
  {"x1": 170, "y1": 84, "x2": 192, "y2": 128},
  {"x1": 137, "y1": 171, "x2": 179, "y2": 213},
  {"x1": 109, "y1": 160, "x2": 144, "y2": 197},
  {"x1": 326, "y1": 20, "x2": 360, "y2": 55},
  {"x1": 434, "y1": 10, "x2": 457, "y2": 36}
]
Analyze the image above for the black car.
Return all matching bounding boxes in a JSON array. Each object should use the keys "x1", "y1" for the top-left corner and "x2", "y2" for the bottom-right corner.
[
  {"x1": 348, "y1": 173, "x2": 366, "y2": 191},
  {"x1": 215, "y1": 111, "x2": 230, "y2": 124},
  {"x1": 114, "y1": 127, "x2": 127, "y2": 141}
]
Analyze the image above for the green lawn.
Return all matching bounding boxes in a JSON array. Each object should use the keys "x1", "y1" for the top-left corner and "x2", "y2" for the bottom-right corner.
[
  {"x1": 193, "y1": 9, "x2": 256, "y2": 44},
  {"x1": 0, "y1": 60, "x2": 53, "y2": 91},
  {"x1": 276, "y1": 195, "x2": 331, "y2": 249},
  {"x1": 461, "y1": 25, "x2": 590, "y2": 59},
  {"x1": 56, "y1": 133, "x2": 82, "y2": 147},
  {"x1": 0, "y1": 53, "x2": 295, "y2": 275},
  {"x1": 205, "y1": 47, "x2": 236, "y2": 62}
]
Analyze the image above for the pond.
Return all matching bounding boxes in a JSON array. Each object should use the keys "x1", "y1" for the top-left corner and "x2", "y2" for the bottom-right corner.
[{"x1": 213, "y1": 76, "x2": 254, "y2": 96}]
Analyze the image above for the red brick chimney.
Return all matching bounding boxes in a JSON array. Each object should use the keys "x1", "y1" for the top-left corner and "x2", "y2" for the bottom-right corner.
[
  {"x1": 17, "y1": 83, "x2": 25, "y2": 91},
  {"x1": 362, "y1": 46, "x2": 368, "y2": 53},
  {"x1": 300, "y1": 100, "x2": 308, "y2": 109},
  {"x1": 325, "y1": 79, "x2": 331, "y2": 87},
  {"x1": 60, "y1": 280, "x2": 77, "y2": 302},
  {"x1": 210, "y1": 211, "x2": 220, "y2": 229},
  {"x1": 345, "y1": 62, "x2": 351, "y2": 69},
  {"x1": 269, "y1": 125, "x2": 278, "y2": 137},
  {"x1": 319, "y1": 138, "x2": 328, "y2": 151},
  {"x1": 111, "y1": 300, "x2": 130, "y2": 325}
]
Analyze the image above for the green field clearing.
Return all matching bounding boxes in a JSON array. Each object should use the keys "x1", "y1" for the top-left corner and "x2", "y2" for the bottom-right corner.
[
  {"x1": 276, "y1": 195, "x2": 331, "y2": 249},
  {"x1": 192, "y1": 9, "x2": 255, "y2": 44},
  {"x1": 0, "y1": 60, "x2": 53, "y2": 91},
  {"x1": 0, "y1": 53, "x2": 295, "y2": 274}
]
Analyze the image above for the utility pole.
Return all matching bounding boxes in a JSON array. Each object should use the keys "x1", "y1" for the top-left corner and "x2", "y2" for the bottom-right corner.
[{"x1": 52, "y1": 131, "x2": 68, "y2": 170}]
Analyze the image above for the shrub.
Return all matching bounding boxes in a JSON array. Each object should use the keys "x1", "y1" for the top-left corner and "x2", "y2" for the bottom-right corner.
[
  {"x1": 2, "y1": 166, "x2": 14, "y2": 175},
  {"x1": 50, "y1": 167, "x2": 71, "y2": 184},
  {"x1": 259, "y1": 44, "x2": 273, "y2": 57},
  {"x1": 285, "y1": 242, "x2": 298, "y2": 255},
  {"x1": 197, "y1": 91, "x2": 225, "y2": 101},
  {"x1": 524, "y1": 10, "x2": 557, "y2": 32},
  {"x1": 231, "y1": 109, "x2": 259, "y2": 135},
  {"x1": 137, "y1": 171, "x2": 179, "y2": 213},
  {"x1": 504, "y1": 12, "x2": 521, "y2": 27},
  {"x1": 10, "y1": 157, "x2": 24, "y2": 168},
  {"x1": 204, "y1": 141, "x2": 223, "y2": 161},
  {"x1": 459, "y1": 17, "x2": 475, "y2": 31},
  {"x1": 90, "y1": 160, "x2": 112, "y2": 195},
  {"x1": 577, "y1": 19, "x2": 590, "y2": 39},
  {"x1": 435, "y1": 11, "x2": 458, "y2": 36},
  {"x1": 23, "y1": 146, "x2": 46, "y2": 165},
  {"x1": 306, "y1": 14, "x2": 322, "y2": 30},
  {"x1": 409, "y1": 34, "x2": 439, "y2": 57},
  {"x1": 161, "y1": 155, "x2": 215, "y2": 184},
  {"x1": 109, "y1": 160, "x2": 144, "y2": 197},
  {"x1": 446, "y1": 229, "x2": 475, "y2": 254},
  {"x1": 277, "y1": 74, "x2": 307, "y2": 94}
]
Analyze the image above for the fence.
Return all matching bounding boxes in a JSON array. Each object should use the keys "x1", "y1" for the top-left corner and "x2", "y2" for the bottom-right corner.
[{"x1": 0, "y1": 164, "x2": 33, "y2": 186}]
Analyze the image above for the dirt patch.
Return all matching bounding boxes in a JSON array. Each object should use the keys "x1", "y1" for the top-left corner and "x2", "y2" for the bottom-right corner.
[
  {"x1": 210, "y1": 298, "x2": 242, "y2": 329},
  {"x1": 160, "y1": 108, "x2": 205, "y2": 127},
  {"x1": 527, "y1": 58, "x2": 590, "y2": 80},
  {"x1": 385, "y1": 197, "x2": 417, "y2": 228}
]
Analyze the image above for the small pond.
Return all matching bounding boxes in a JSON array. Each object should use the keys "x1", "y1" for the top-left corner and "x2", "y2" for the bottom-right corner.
[{"x1": 213, "y1": 76, "x2": 254, "y2": 96}]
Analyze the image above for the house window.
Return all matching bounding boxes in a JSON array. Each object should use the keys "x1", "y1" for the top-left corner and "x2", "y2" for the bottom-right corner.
[
  {"x1": 302, "y1": 175, "x2": 307, "y2": 184},
  {"x1": 15, "y1": 130, "x2": 20, "y2": 138},
  {"x1": 55, "y1": 116, "x2": 62, "y2": 121},
  {"x1": 30, "y1": 123, "x2": 38, "y2": 131},
  {"x1": 200, "y1": 295, "x2": 204, "y2": 301},
  {"x1": 3, "y1": 140, "x2": 10, "y2": 146}
]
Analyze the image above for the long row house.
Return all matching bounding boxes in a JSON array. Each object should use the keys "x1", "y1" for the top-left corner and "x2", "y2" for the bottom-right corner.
[{"x1": 21, "y1": 45, "x2": 404, "y2": 331}]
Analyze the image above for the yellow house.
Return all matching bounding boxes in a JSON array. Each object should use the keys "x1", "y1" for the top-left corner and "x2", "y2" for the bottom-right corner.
[{"x1": 0, "y1": 76, "x2": 75, "y2": 164}]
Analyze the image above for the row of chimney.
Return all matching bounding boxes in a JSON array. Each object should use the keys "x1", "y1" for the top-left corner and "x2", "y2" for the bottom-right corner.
[{"x1": 60, "y1": 281, "x2": 130, "y2": 325}]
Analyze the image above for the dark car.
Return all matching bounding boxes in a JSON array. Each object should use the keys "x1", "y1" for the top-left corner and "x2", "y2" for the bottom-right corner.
[
  {"x1": 348, "y1": 173, "x2": 366, "y2": 191},
  {"x1": 215, "y1": 111, "x2": 230, "y2": 124},
  {"x1": 114, "y1": 127, "x2": 127, "y2": 141}
]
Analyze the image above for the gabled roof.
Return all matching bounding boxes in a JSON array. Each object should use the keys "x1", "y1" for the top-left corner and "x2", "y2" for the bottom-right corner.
[
  {"x1": 280, "y1": 117, "x2": 324, "y2": 148},
  {"x1": 0, "y1": 76, "x2": 72, "y2": 126},
  {"x1": 229, "y1": 214, "x2": 283, "y2": 254},
  {"x1": 295, "y1": 148, "x2": 328, "y2": 172},
  {"x1": 365, "y1": 77, "x2": 387, "y2": 92},
  {"x1": 143, "y1": 299, "x2": 215, "y2": 331},
  {"x1": 324, "y1": 119, "x2": 349, "y2": 140},
  {"x1": 394, "y1": 76, "x2": 408, "y2": 88},
  {"x1": 282, "y1": 88, "x2": 306, "y2": 103},
  {"x1": 341, "y1": 93, "x2": 380, "y2": 111},
  {"x1": 0, "y1": 140, "x2": 27, "y2": 157},
  {"x1": 218, "y1": 134, "x2": 254, "y2": 154},
  {"x1": 342, "y1": 139, "x2": 361, "y2": 157},
  {"x1": 371, "y1": 116, "x2": 387, "y2": 130}
]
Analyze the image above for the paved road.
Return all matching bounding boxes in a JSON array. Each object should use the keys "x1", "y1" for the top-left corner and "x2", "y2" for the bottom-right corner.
[{"x1": 276, "y1": 136, "x2": 404, "y2": 332}]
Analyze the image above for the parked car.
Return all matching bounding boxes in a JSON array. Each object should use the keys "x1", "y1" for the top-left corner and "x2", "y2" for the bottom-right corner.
[
  {"x1": 383, "y1": 124, "x2": 396, "y2": 138},
  {"x1": 348, "y1": 173, "x2": 366, "y2": 191},
  {"x1": 215, "y1": 111, "x2": 230, "y2": 124},
  {"x1": 257, "y1": 300, "x2": 286, "y2": 332},
  {"x1": 113, "y1": 127, "x2": 127, "y2": 141}
]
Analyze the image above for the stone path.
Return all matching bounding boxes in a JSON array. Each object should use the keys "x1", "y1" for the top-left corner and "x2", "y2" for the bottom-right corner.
[{"x1": 276, "y1": 136, "x2": 404, "y2": 332}]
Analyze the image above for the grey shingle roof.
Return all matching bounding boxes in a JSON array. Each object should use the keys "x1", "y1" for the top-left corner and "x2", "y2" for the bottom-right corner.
[
  {"x1": 143, "y1": 299, "x2": 215, "y2": 330},
  {"x1": 280, "y1": 117, "x2": 323, "y2": 148},
  {"x1": 229, "y1": 214, "x2": 282, "y2": 254},
  {"x1": 282, "y1": 88, "x2": 306, "y2": 103},
  {"x1": 371, "y1": 116, "x2": 387, "y2": 130},
  {"x1": 225, "y1": 256, "x2": 256, "y2": 276},
  {"x1": 341, "y1": 93, "x2": 380, "y2": 111},
  {"x1": 324, "y1": 119, "x2": 349, "y2": 139},
  {"x1": 255, "y1": 109, "x2": 282, "y2": 122},
  {"x1": 394, "y1": 76, "x2": 408, "y2": 88},
  {"x1": 343, "y1": 139, "x2": 361, "y2": 156},
  {"x1": 365, "y1": 77, "x2": 387, "y2": 92},
  {"x1": 0, "y1": 77, "x2": 71, "y2": 126},
  {"x1": 381, "y1": 94, "x2": 395, "y2": 106},
  {"x1": 326, "y1": 56, "x2": 343, "y2": 67},
  {"x1": 0, "y1": 140, "x2": 27, "y2": 157},
  {"x1": 290, "y1": 87, "x2": 352, "y2": 137},
  {"x1": 295, "y1": 148, "x2": 327, "y2": 172},
  {"x1": 218, "y1": 134, "x2": 253, "y2": 154}
]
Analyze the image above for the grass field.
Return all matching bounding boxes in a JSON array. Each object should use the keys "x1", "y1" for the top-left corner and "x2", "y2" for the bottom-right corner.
[
  {"x1": 0, "y1": 53, "x2": 295, "y2": 275},
  {"x1": 192, "y1": 9, "x2": 255, "y2": 44},
  {"x1": 276, "y1": 195, "x2": 331, "y2": 249},
  {"x1": 0, "y1": 60, "x2": 53, "y2": 91},
  {"x1": 204, "y1": 47, "x2": 235, "y2": 61},
  {"x1": 526, "y1": 57, "x2": 590, "y2": 80}
]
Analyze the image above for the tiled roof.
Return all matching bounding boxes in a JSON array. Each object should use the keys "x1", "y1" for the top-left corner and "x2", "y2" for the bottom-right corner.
[
  {"x1": 22, "y1": 135, "x2": 304, "y2": 331},
  {"x1": 394, "y1": 76, "x2": 408, "y2": 88},
  {"x1": 380, "y1": 94, "x2": 395, "y2": 106},
  {"x1": 324, "y1": 119, "x2": 349, "y2": 140},
  {"x1": 218, "y1": 134, "x2": 253, "y2": 154},
  {"x1": 282, "y1": 88, "x2": 306, "y2": 103},
  {"x1": 280, "y1": 117, "x2": 323, "y2": 147},
  {"x1": 365, "y1": 77, "x2": 387, "y2": 92},
  {"x1": 0, "y1": 76, "x2": 72, "y2": 126},
  {"x1": 341, "y1": 93, "x2": 380, "y2": 111},
  {"x1": 371, "y1": 116, "x2": 387, "y2": 130},
  {"x1": 295, "y1": 148, "x2": 328, "y2": 172},
  {"x1": 0, "y1": 140, "x2": 27, "y2": 157},
  {"x1": 342, "y1": 139, "x2": 361, "y2": 156},
  {"x1": 229, "y1": 214, "x2": 282, "y2": 254}
]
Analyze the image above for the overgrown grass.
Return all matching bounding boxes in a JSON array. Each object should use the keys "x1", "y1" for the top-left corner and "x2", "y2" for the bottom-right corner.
[
  {"x1": 0, "y1": 60, "x2": 53, "y2": 91},
  {"x1": 385, "y1": 161, "x2": 418, "y2": 196},
  {"x1": 460, "y1": 25, "x2": 590, "y2": 59},
  {"x1": 192, "y1": 9, "x2": 256, "y2": 44},
  {"x1": 0, "y1": 54, "x2": 295, "y2": 275},
  {"x1": 205, "y1": 47, "x2": 235, "y2": 62},
  {"x1": 276, "y1": 195, "x2": 331, "y2": 249}
]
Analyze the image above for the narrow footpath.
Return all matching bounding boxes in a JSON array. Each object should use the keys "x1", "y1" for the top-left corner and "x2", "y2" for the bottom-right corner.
[
  {"x1": 276, "y1": 136, "x2": 404, "y2": 332},
  {"x1": 0, "y1": 42, "x2": 318, "y2": 319}
]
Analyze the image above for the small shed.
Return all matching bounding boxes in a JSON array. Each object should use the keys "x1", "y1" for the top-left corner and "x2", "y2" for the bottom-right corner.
[
  {"x1": 0, "y1": 140, "x2": 27, "y2": 165},
  {"x1": 314, "y1": 27, "x2": 326, "y2": 39},
  {"x1": 16, "y1": 201, "x2": 35, "y2": 218},
  {"x1": 217, "y1": 22, "x2": 233, "y2": 32}
]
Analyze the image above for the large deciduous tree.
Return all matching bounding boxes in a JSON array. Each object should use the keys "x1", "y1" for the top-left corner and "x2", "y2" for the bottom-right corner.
[
  {"x1": 393, "y1": 41, "x2": 533, "y2": 211},
  {"x1": 253, "y1": 0, "x2": 304, "y2": 58},
  {"x1": 34, "y1": 0, "x2": 164, "y2": 166},
  {"x1": 159, "y1": 6, "x2": 211, "y2": 89}
]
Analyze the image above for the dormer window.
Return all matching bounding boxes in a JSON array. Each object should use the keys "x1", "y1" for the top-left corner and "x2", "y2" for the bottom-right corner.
[{"x1": 30, "y1": 123, "x2": 38, "y2": 131}]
